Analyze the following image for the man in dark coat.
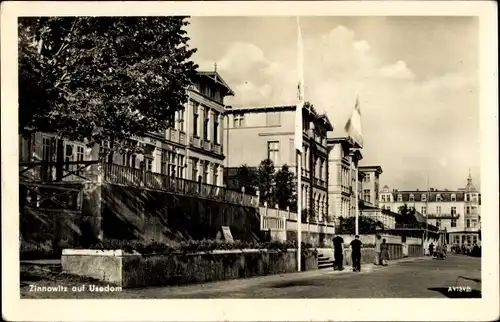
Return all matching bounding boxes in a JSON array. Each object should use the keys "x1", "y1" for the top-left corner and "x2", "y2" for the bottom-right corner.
[
  {"x1": 332, "y1": 235, "x2": 345, "y2": 270},
  {"x1": 350, "y1": 235, "x2": 363, "y2": 272}
]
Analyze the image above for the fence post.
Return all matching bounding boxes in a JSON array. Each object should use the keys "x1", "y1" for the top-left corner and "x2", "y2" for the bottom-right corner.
[
  {"x1": 284, "y1": 206, "x2": 289, "y2": 241},
  {"x1": 262, "y1": 201, "x2": 267, "y2": 231}
]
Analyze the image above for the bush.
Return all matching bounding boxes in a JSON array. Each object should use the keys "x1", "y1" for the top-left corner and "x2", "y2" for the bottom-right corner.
[{"x1": 74, "y1": 239, "x2": 315, "y2": 256}]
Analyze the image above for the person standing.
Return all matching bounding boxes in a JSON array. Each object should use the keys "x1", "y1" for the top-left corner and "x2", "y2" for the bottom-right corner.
[
  {"x1": 429, "y1": 242, "x2": 434, "y2": 257},
  {"x1": 374, "y1": 235, "x2": 382, "y2": 265},
  {"x1": 332, "y1": 235, "x2": 345, "y2": 271},
  {"x1": 350, "y1": 235, "x2": 363, "y2": 272},
  {"x1": 380, "y1": 239, "x2": 389, "y2": 266}
]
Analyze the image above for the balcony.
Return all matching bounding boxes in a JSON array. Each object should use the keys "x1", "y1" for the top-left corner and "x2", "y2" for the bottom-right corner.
[
  {"x1": 427, "y1": 213, "x2": 460, "y2": 219},
  {"x1": 212, "y1": 143, "x2": 221, "y2": 155},
  {"x1": 203, "y1": 140, "x2": 210, "y2": 151},
  {"x1": 166, "y1": 128, "x2": 187, "y2": 146},
  {"x1": 102, "y1": 163, "x2": 258, "y2": 208},
  {"x1": 190, "y1": 135, "x2": 201, "y2": 149}
]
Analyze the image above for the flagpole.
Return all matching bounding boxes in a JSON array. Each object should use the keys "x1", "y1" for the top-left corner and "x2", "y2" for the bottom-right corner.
[
  {"x1": 355, "y1": 163, "x2": 359, "y2": 236},
  {"x1": 295, "y1": 16, "x2": 304, "y2": 272},
  {"x1": 425, "y1": 175, "x2": 429, "y2": 253}
]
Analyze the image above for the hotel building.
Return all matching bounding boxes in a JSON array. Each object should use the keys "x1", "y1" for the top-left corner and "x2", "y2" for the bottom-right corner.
[{"x1": 224, "y1": 103, "x2": 333, "y2": 222}]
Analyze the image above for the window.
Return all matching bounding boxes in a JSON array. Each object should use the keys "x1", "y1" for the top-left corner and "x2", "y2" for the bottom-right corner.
[
  {"x1": 177, "y1": 155, "x2": 185, "y2": 178},
  {"x1": 397, "y1": 194, "x2": 402, "y2": 202},
  {"x1": 145, "y1": 158, "x2": 153, "y2": 172},
  {"x1": 451, "y1": 194, "x2": 456, "y2": 202},
  {"x1": 363, "y1": 189, "x2": 371, "y2": 202},
  {"x1": 386, "y1": 194, "x2": 391, "y2": 202},
  {"x1": 436, "y1": 206, "x2": 441, "y2": 214},
  {"x1": 161, "y1": 151, "x2": 168, "y2": 175},
  {"x1": 421, "y1": 193, "x2": 427, "y2": 202},
  {"x1": 471, "y1": 206, "x2": 477, "y2": 214},
  {"x1": 451, "y1": 219, "x2": 457, "y2": 227},
  {"x1": 364, "y1": 176, "x2": 370, "y2": 183},
  {"x1": 192, "y1": 158, "x2": 199, "y2": 181},
  {"x1": 64, "y1": 144, "x2": 74, "y2": 171},
  {"x1": 466, "y1": 206, "x2": 470, "y2": 214},
  {"x1": 203, "y1": 108, "x2": 210, "y2": 141},
  {"x1": 451, "y1": 206, "x2": 456, "y2": 215},
  {"x1": 381, "y1": 195, "x2": 386, "y2": 202},
  {"x1": 213, "y1": 164, "x2": 219, "y2": 186},
  {"x1": 466, "y1": 219, "x2": 471, "y2": 228},
  {"x1": 436, "y1": 194, "x2": 442, "y2": 202},
  {"x1": 472, "y1": 220, "x2": 477, "y2": 228},
  {"x1": 465, "y1": 194, "x2": 469, "y2": 202},
  {"x1": 193, "y1": 103, "x2": 199, "y2": 137},
  {"x1": 234, "y1": 113, "x2": 244, "y2": 127},
  {"x1": 409, "y1": 194, "x2": 415, "y2": 202},
  {"x1": 203, "y1": 161, "x2": 209, "y2": 183},
  {"x1": 421, "y1": 206, "x2": 427, "y2": 215},
  {"x1": 213, "y1": 112, "x2": 219, "y2": 144},
  {"x1": 168, "y1": 152, "x2": 176, "y2": 176},
  {"x1": 267, "y1": 141, "x2": 279, "y2": 165},
  {"x1": 179, "y1": 108, "x2": 185, "y2": 132},
  {"x1": 42, "y1": 137, "x2": 52, "y2": 161},
  {"x1": 266, "y1": 112, "x2": 280, "y2": 126}
]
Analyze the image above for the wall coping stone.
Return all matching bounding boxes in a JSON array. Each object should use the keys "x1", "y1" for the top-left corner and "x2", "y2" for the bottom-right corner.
[{"x1": 62, "y1": 248, "x2": 308, "y2": 257}]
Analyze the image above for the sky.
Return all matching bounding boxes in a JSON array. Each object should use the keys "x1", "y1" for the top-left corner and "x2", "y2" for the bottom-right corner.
[{"x1": 185, "y1": 16, "x2": 480, "y2": 191}]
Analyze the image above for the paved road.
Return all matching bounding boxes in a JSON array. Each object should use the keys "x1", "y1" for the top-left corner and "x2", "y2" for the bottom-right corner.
[
  {"x1": 138, "y1": 254, "x2": 480, "y2": 298},
  {"x1": 21, "y1": 254, "x2": 481, "y2": 299}
]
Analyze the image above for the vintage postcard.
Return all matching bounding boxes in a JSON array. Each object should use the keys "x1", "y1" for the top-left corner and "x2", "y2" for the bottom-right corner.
[{"x1": 1, "y1": 1, "x2": 498, "y2": 321}]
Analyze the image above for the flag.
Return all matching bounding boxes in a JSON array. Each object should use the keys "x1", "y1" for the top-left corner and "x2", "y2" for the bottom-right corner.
[
  {"x1": 295, "y1": 16, "x2": 304, "y2": 153},
  {"x1": 344, "y1": 97, "x2": 363, "y2": 147}
]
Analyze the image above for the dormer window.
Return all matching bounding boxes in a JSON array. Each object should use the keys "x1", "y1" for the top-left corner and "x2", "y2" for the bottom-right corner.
[
  {"x1": 436, "y1": 193, "x2": 442, "y2": 202},
  {"x1": 451, "y1": 194, "x2": 456, "y2": 202},
  {"x1": 409, "y1": 194, "x2": 415, "y2": 202},
  {"x1": 421, "y1": 194, "x2": 427, "y2": 202},
  {"x1": 397, "y1": 194, "x2": 402, "y2": 202}
]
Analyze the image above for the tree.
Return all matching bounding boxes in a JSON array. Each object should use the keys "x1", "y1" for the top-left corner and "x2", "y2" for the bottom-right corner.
[
  {"x1": 18, "y1": 17, "x2": 198, "y2": 150},
  {"x1": 257, "y1": 159, "x2": 276, "y2": 205},
  {"x1": 337, "y1": 216, "x2": 384, "y2": 234},
  {"x1": 275, "y1": 164, "x2": 296, "y2": 210},
  {"x1": 236, "y1": 164, "x2": 258, "y2": 195}
]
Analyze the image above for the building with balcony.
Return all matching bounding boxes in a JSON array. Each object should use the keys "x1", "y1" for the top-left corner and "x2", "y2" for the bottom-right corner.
[
  {"x1": 378, "y1": 171, "x2": 481, "y2": 246},
  {"x1": 327, "y1": 137, "x2": 363, "y2": 222},
  {"x1": 224, "y1": 103, "x2": 333, "y2": 222},
  {"x1": 359, "y1": 165, "x2": 383, "y2": 208}
]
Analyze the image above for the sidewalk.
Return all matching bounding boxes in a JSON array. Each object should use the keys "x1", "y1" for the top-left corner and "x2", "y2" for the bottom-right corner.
[{"x1": 123, "y1": 256, "x2": 432, "y2": 297}]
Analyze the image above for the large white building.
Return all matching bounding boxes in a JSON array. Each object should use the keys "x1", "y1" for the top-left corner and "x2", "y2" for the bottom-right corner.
[{"x1": 379, "y1": 172, "x2": 481, "y2": 246}]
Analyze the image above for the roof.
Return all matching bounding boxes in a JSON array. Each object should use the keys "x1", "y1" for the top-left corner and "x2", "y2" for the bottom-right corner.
[
  {"x1": 197, "y1": 71, "x2": 235, "y2": 96},
  {"x1": 327, "y1": 136, "x2": 362, "y2": 149},
  {"x1": 358, "y1": 165, "x2": 383, "y2": 175},
  {"x1": 389, "y1": 191, "x2": 470, "y2": 202}
]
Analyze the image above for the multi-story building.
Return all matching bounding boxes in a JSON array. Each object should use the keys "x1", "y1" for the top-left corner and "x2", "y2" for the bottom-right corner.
[
  {"x1": 224, "y1": 104, "x2": 333, "y2": 222},
  {"x1": 378, "y1": 172, "x2": 481, "y2": 246},
  {"x1": 359, "y1": 165, "x2": 383, "y2": 208},
  {"x1": 327, "y1": 137, "x2": 363, "y2": 221},
  {"x1": 19, "y1": 70, "x2": 234, "y2": 187}
]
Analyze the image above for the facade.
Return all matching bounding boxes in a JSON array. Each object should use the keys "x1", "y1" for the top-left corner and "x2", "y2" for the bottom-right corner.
[
  {"x1": 359, "y1": 165, "x2": 383, "y2": 208},
  {"x1": 19, "y1": 70, "x2": 234, "y2": 187},
  {"x1": 326, "y1": 137, "x2": 363, "y2": 222},
  {"x1": 378, "y1": 172, "x2": 481, "y2": 246},
  {"x1": 224, "y1": 104, "x2": 333, "y2": 222}
]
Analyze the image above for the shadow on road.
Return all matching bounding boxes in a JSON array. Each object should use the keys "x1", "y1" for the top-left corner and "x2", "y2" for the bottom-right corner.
[
  {"x1": 271, "y1": 280, "x2": 318, "y2": 288},
  {"x1": 428, "y1": 287, "x2": 481, "y2": 298}
]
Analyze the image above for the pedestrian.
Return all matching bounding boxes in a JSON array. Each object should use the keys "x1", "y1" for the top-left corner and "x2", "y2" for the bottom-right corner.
[
  {"x1": 350, "y1": 235, "x2": 363, "y2": 272},
  {"x1": 429, "y1": 242, "x2": 434, "y2": 257},
  {"x1": 332, "y1": 235, "x2": 344, "y2": 271},
  {"x1": 374, "y1": 234, "x2": 382, "y2": 265},
  {"x1": 380, "y1": 238, "x2": 389, "y2": 266}
]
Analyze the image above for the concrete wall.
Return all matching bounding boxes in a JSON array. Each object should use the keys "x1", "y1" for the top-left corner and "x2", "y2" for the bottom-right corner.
[
  {"x1": 102, "y1": 183, "x2": 262, "y2": 244},
  {"x1": 62, "y1": 249, "x2": 318, "y2": 288}
]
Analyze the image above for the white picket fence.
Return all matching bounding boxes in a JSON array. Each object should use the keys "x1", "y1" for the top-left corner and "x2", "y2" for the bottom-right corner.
[{"x1": 259, "y1": 204, "x2": 335, "y2": 242}]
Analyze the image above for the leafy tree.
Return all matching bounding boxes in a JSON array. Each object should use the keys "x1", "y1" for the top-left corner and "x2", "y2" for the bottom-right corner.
[
  {"x1": 236, "y1": 164, "x2": 258, "y2": 195},
  {"x1": 257, "y1": 159, "x2": 276, "y2": 205},
  {"x1": 18, "y1": 17, "x2": 198, "y2": 150},
  {"x1": 337, "y1": 216, "x2": 384, "y2": 234},
  {"x1": 397, "y1": 204, "x2": 420, "y2": 226},
  {"x1": 275, "y1": 164, "x2": 296, "y2": 210}
]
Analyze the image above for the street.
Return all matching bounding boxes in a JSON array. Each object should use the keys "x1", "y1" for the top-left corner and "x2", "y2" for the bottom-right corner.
[{"x1": 21, "y1": 254, "x2": 481, "y2": 299}]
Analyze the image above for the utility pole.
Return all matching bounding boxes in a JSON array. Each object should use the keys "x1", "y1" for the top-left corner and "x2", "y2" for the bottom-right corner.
[{"x1": 425, "y1": 175, "x2": 429, "y2": 254}]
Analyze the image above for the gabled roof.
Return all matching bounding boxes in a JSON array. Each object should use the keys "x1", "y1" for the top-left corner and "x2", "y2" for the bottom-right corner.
[{"x1": 197, "y1": 71, "x2": 235, "y2": 96}]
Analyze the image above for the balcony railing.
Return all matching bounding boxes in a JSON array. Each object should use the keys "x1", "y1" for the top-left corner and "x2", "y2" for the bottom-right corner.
[
  {"x1": 203, "y1": 140, "x2": 210, "y2": 151},
  {"x1": 102, "y1": 163, "x2": 258, "y2": 208},
  {"x1": 212, "y1": 143, "x2": 221, "y2": 154},
  {"x1": 190, "y1": 135, "x2": 201, "y2": 148},
  {"x1": 427, "y1": 213, "x2": 460, "y2": 219}
]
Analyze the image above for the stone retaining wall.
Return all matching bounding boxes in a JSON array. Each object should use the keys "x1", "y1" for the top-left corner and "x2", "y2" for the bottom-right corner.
[{"x1": 62, "y1": 248, "x2": 317, "y2": 288}]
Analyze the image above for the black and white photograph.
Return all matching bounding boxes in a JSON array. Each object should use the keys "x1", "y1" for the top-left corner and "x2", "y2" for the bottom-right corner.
[{"x1": 2, "y1": 1, "x2": 498, "y2": 321}]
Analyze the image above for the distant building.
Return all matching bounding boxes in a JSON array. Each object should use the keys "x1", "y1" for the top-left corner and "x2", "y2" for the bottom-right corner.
[
  {"x1": 224, "y1": 104, "x2": 333, "y2": 222},
  {"x1": 327, "y1": 137, "x2": 363, "y2": 221},
  {"x1": 379, "y1": 172, "x2": 481, "y2": 246},
  {"x1": 358, "y1": 165, "x2": 383, "y2": 208}
]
